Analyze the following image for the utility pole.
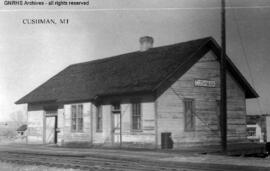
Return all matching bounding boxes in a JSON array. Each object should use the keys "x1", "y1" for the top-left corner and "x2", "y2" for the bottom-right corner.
[
  {"x1": 120, "y1": 112, "x2": 122, "y2": 148},
  {"x1": 220, "y1": 0, "x2": 227, "y2": 152}
]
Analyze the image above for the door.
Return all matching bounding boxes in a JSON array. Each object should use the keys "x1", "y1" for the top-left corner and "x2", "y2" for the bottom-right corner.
[
  {"x1": 112, "y1": 113, "x2": 121, "y2": 143},
  {"x1": 45, "y1": 117, "x2": 56, "y2": 144},
  {"x1": 161, "y1": 132, "x2": 173, "y2": 149}
]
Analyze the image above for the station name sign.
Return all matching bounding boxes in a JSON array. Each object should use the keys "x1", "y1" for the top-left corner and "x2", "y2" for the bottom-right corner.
[
  {"x1": 45, "y1": 111, "x2": 57, "y2": 117},
  {"x1": 194, "y1": 79, "x2": 216, "y2": 88}
]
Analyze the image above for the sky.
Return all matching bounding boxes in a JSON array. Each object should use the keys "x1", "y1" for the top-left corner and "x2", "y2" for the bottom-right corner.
[{"x1": 0, "y1": 0, "x2": 270, "y2": 121}]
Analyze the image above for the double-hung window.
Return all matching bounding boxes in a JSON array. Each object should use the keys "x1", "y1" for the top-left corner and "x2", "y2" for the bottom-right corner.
[
  {"x1": 131, "y1": 103, "x2": 142, "y2": 131},
  {"x1": 184, "y1": 99, "x2": 195, "y2": 131},
  {"x1": 71, "y1": 104, "x2": 83, "y2": 132}
]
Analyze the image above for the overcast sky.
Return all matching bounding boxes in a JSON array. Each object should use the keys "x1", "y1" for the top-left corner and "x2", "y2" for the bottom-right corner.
[{"x1": 0, "y1": 0, "x2": 270, "y2": 121}]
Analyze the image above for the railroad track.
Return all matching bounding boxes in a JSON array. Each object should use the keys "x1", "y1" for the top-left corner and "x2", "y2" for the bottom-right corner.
[
  {"x1": 0, "y1": 152, "x2": 192, "y2": 171},
  {"x1": 0, "y1": 151, "x2": 268, "y2": 171}
]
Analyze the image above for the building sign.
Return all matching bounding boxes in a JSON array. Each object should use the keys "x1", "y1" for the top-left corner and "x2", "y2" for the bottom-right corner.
[
  {"x1": 45, "y1": 111, "x2": 57, "y2": 117},
  {"x1": 194, "y1": 79, "x2": 216, "y2": 88}
]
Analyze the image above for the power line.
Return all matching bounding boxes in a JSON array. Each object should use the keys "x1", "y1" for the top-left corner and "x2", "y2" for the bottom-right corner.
[
  {"x1": 170, "y1": 86, "x2": 185, "y2": 99},
  {"x1": 229, "y1": 0, "x2": 264, "y2": 115},
  {"x1": 170, "y1": 86, "x2": 220, "y2": 136}
]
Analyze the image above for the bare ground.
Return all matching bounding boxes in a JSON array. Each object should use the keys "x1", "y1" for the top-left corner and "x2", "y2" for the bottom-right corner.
[
  {"x1": 0, "y1": 144, "x2": 269, "y2": 171},
  {"x1": 0, "y1": 161, "x2": 80, "y2": 171}
]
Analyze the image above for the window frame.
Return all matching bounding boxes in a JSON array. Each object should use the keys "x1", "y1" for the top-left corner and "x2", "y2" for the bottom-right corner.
[
  {"x1": 96, "y1": 105, "x2": 103, "y2": 132},
  {"x1": 71, "y1": 104, "x2": 84, "y2": 132},
  {"x1": 131, "y1": 103, "x2": 142, "y2": 131},
  {"x1": 183, "y1": 98, "x2": 195, "y2": 132},
  {"x1": 112, "y1": 103, "x2": 121, "y2": 113},
  {"x1": 111, "y1": 103, "x2": 121, "y2": 132},
  {"x1": 247, "y1": 127, "x2": 256, "y2": 137}
]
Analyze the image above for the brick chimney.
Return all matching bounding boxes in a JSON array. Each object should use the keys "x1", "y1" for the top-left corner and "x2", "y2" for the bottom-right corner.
[{"x1": 139, "y1": 36, "x2": 154, "y2": 52}]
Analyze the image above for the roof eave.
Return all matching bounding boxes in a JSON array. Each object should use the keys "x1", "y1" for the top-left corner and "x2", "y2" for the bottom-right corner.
[
  {"x1": 208, "y1": 38, "x2": 259, "y2": 99},
  {"x1": 15, "y1": 99, "x2": 57, "y2": 105}
]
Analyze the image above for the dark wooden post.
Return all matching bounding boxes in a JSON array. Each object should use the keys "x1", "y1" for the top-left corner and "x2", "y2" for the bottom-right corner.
[
  {"x1": 54, "y1": 116, "x2": 58, "y2": 144},
  {"x1": 220, "y1": 0, "x2": 227, "y2": 152}
]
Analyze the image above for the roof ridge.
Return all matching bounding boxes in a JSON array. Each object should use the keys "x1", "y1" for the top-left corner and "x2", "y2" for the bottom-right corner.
[{"x1": 69, "y1": 36, "x2": 213, "y2": 67}]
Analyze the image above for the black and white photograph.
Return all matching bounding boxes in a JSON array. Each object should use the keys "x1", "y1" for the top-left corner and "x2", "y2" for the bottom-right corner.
[{"x1": 1, "y1": 0, "x2": 270, "y2": 170}]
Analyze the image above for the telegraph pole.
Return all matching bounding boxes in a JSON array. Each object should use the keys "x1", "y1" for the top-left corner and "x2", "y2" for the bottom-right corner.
[
  {"x1": 120, "y1": 112, "x2": 122, "y2": 148},
  {"x1": 220, "y1": 0, "x2": 227, "y2": 152}
]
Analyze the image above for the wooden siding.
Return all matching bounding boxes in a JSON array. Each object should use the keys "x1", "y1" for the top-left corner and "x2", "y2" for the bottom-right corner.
[
  {"x1": 91, "y1": 102, "x2": 155, "y2": 147},
  {"x1": 120, "y1": 102, "x2": 155, "y2": 145},
  {"x1": 27, "y1": 104, "x2": 44, "y2": 144},
  {"x1": 62, "y1": 102, "x2": 91, "y2": 145},
  {"x1": 57, "y1": 106, "x2": 64, "y2": 145},
  {"x1": 92, "y1": 104, "x2": 112, "y2": 144},
  {"x1": 265, "y1": 116, "x2": 270, "y2": 142},
  {"x1": 26, "y1": 101, "x2": 155, "y2": 147},
  {"x1": 156, "y1": 51, "x2": 247, "y2": 148}
]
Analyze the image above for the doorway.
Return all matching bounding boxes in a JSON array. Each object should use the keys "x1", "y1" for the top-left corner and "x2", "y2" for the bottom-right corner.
[
  {"x1": 111, "y1": 104, "x2": 121, "y2": 144},
  {"x1": 112, "y1": 113, "x2": 121, "y2": 143},
  {"x1": 44, "y1": 114, "x2": 58, "y2": 144}
]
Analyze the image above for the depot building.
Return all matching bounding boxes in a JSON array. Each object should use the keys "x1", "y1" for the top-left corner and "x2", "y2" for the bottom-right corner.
[{"x1": 16, "y1": 37, "x2": 258, "y2": 150}]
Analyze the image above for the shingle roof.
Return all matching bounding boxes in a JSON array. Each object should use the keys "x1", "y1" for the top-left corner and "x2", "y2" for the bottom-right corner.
[
  {"x1": 16, "y1": 124, "x2": 27, "y2": 132},
  {"x1": 15, "y1": 37, "x2": 258, "y2": 104}
]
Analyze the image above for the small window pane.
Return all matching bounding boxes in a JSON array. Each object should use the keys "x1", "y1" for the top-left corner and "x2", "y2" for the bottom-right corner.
[
  {"x1": 78, "y1": 105, "x2": 82, "y2": 116},
  {"x1": 71, "y1": 105, "x2": 76, "y2": 131},
  {"x1": 112, "y1": 104, "x2": 120, "y2": 112},
  {"x1": 71, "y1": 106, "x2": 76, "y2": 118},
  {"x1": 78, "y1": 118, "x2": 83, "y2": 131},
  {"x1": 72, "y1": 118, "x2": 76, "y2": 131}
]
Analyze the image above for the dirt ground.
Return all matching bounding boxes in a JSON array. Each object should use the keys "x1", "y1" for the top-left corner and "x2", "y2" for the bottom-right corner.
[
  {"x1": 0, "y1": 161, "x2": 80, "y2": 171},
  {"x1": 0, "y1": 144, "x2": 269, "y2": 171}
]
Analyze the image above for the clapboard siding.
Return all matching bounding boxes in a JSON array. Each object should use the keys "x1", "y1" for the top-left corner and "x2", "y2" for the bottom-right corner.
[
  {"x1": 62, "y1": 102, "x2": 91, "y2": 144},
  {"x1": 57, "y1": 106, "x2": 64, "y2": 145},
  {"x1": 121, "y1": 102, "x2": 155, "y2": 144},
  {"x1": 92, "y1": 102, "x2": 156, "y2": 146},
  {"x1": 156, "y1": 51, "x2": 247, "y2": 148},
  {"x1": 23, "y1": 101, "x2": 156, "y2": 147},
  {"x1": 27, "y1": 104, "x2": 44, "y2": 144},
  {"x1": 27, "y1": 104, "x2": 64, "y2": 145},
  {"x1": 92, "y1": 104, "x2": 112, "y2": 144}
]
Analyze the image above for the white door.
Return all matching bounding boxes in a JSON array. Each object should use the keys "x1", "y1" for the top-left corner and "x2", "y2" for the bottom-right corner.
[
  {"x1": 45, "y1": 117, "x2": 55, "y2": 144},
  {"x1": 112, "y1": 113, "x2": 121, "y2": 143}
]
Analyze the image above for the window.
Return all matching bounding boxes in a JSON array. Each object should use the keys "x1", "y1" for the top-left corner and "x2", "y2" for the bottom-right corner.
[
  {"x1": 71, "y1": 104, "x2": 83, "y2": 132},
  {"x1": 112, "y1": 103, "x2": 121, "y2": 113},
  {"x1": 247, "y1": 127, "x2": 256, "y2": 137},
  {"x1": 184, "y1": 99, "x2": 195, "y2": 131},
  {"x1": 96, "y1": 106, "x2": 103, "y2": 132},
  {"x1": 132, "y1": 103, "x2": 142, "y2": 130}
]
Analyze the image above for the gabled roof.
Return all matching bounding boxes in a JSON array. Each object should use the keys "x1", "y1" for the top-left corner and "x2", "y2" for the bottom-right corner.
[
  {"x1": 16, "y1": 124, "x2": 27, "y2": 132},
  {"x1": 15, "y1": 37, "x2": 258, "y2": 104}
]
